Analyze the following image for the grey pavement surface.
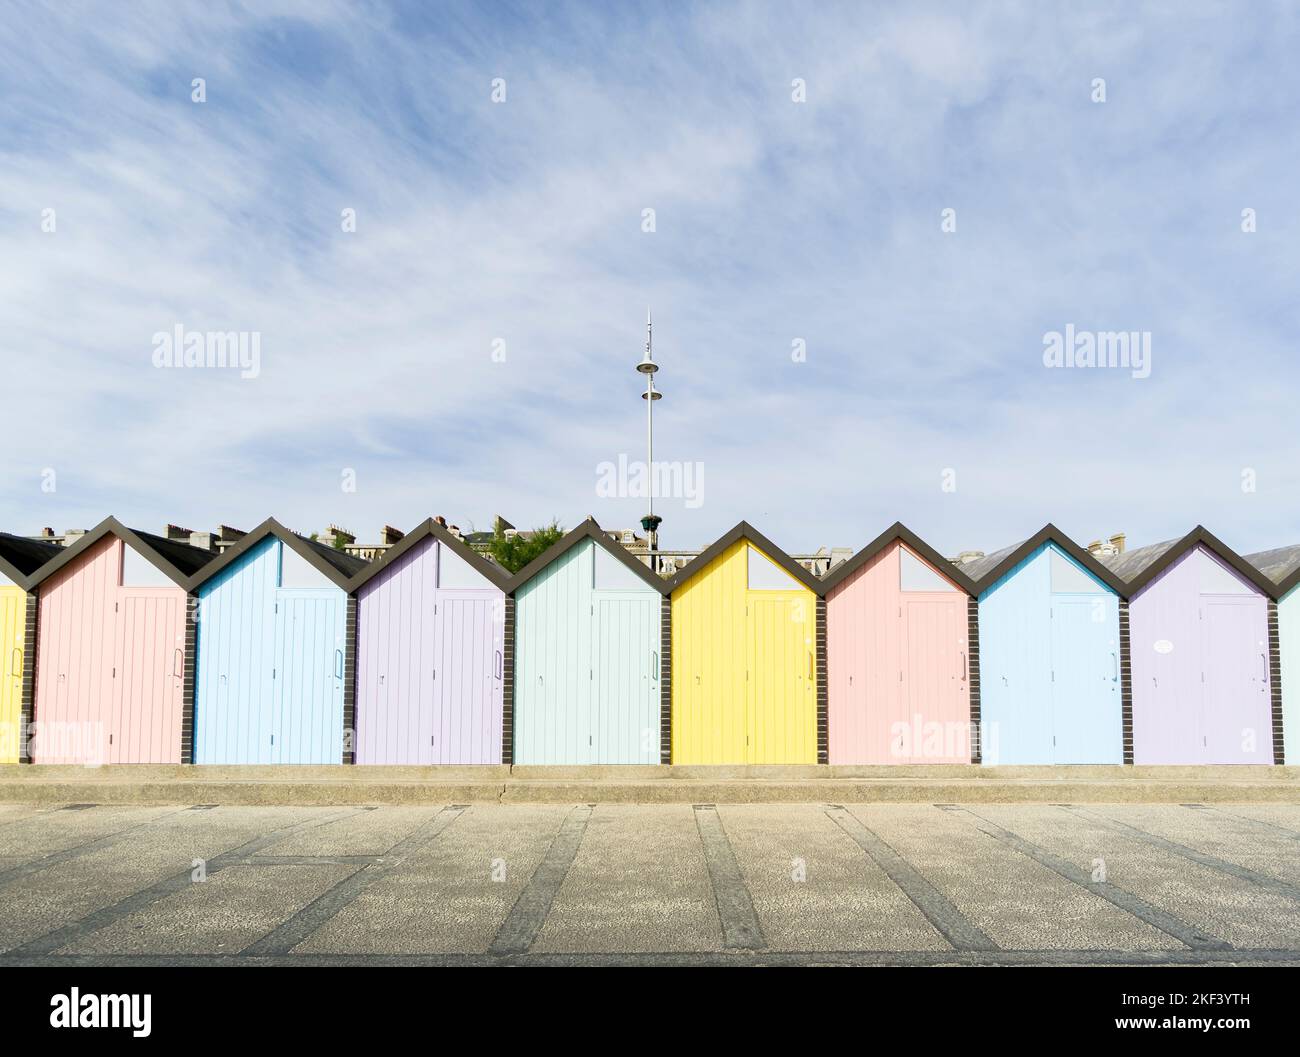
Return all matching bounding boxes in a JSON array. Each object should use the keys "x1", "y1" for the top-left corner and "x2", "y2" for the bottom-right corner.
[{"x1": 0, "y1": 801, "x2": 1297, "y2": 966}]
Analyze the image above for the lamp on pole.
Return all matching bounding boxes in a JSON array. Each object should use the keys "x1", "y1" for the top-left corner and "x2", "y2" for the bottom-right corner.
[{"x1": 636, "y1": 309, "x2": 662, "y2": 555}]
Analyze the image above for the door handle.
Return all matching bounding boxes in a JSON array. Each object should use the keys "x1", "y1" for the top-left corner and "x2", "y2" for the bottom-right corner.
[
  {"x1": 494, "y1": 650, "x2": 503, "y2": 680},
  {"x1": 960, "y1": 651, "x2": 967, "y2": 681},
  {"x1": 10, "y1": 647, "x2": 20, "y2": 678},
  {"x1": 334, "y1": 650, "x2": 344, "y2": 679},
  {"x1": 807, "y1": 653, "x2": 813, "y2": 680},
  {"x1": 652, "y1": 651, "x2": 659, "y2": 679},
  {"x1": 173, "y1": 649, "x2": 183, "y2": 678},
  {"x1": 1111, "y1": 652, "x2": 1118, "y2": 681}
]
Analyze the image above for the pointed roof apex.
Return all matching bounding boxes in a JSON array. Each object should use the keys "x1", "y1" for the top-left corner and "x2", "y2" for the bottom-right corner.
[
  {"x1": 27, "y1": 516, "x2": 219, "y2": 590},
  {"x1": 185, "y1": 517, "x2": 369, "y2": 592},
  {"x1": 347, "y1": 518, "x2": 510, "y2": 592},
  {"x1": 820, "y1": 522, "x2": 978, "y2": 596},
  {"x1": 503, "y1": 519, "x2": 669, "y2": 595},
  {"x1": 665, "y1": 521, "x2": 824, "y2": 595},
  {"x1": 1101, "y1": 525, "x2": 1277, "y2": 598}
]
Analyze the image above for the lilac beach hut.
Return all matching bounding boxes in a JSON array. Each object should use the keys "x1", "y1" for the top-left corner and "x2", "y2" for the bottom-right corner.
[
  {"x1": 1103, "y1": 527, "x2": 1279, "y2": 765},
  {"x1": 351, "y1": 519, "x2": 509, "y2": 764}
]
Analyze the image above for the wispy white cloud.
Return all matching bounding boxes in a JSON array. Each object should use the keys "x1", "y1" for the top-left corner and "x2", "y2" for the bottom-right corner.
[{"x1": 1, "y1": 0, "x2": 1297, "y2": 559}]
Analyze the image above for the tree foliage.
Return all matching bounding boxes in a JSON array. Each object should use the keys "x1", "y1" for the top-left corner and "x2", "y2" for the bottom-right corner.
[{"x1": 489, "y1": 520, "x2": 565, "y2": 573}]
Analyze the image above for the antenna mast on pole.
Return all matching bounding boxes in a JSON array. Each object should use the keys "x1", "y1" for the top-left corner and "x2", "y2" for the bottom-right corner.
[{"x1": 636, "y1": 308, "x2": 663, "y2": 554}]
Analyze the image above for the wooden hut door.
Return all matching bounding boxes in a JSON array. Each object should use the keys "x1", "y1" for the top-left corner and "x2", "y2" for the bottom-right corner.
[
  {"x1": 109, "y1": 593, "x2": 185, "y2": 764},
  {"x1": 273, "y1": 593, "x2": 345, "y2": 764},
  {"x1": 1201, "y1": 597, "x2": 1271, "y2": 763},
  {"x1": 592, "y1": 594, "x2": 659, "y2": 764},
  {"x1": 901, "y1": 600, "x2": 970, "y2": 763},
  {"x1": 433, "y1": 595, "x2": 501, "y2": 765},
  {"x1": 1049, "y1": 597, "x2": 1121, "y2": 764},
  {"x1": 746, "y1": 596, "x2": 815, "y2": 764}
]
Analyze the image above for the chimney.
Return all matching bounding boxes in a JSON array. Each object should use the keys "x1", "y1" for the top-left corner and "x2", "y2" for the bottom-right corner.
[
  {"x1": 381, "y1": 525, "x2": 405, "y2": 546},
  {"x1": 40, "y1": 527, "x2": 54, "y2": 538},
  {"x1": 1088, "y1": 533, "x2": 1127, "y2": 558},
  {"x1": 320, "y1": 524, "x2": 355, "y2": 548},
  {"x1": 187, "y1": 532, "x2": 216, "y2": 552},
  {"x1": 434, "y1": 515, "x2": 447, "y2": 528},
  {"x1": 64, "y1": 528, "x2": 88, "y2": 546},
  {"x1": 217, "y1": 525, "x2": 246, "y2": 542},
  {"x1": 165, "y1": 524, "x2": 196, "y2": 541}
]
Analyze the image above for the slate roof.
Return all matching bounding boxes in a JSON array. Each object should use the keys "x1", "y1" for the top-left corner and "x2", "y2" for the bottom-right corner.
[
  {"x1": 0, "y1": 532, "x2": 64, "y2": 583},
  {"x1": 1097, "y1": 526, "x2": 1277, "y2": 598},
  {"x1": 133, "y1": 529, "x2": 221, "y2": 577},
  {"x1": 186, "y1": 518, "x2": 369, "y2": 592},
  {"x1": 953, "y1": 540, "x2": 1022, "y2": 584},
  {"x1": 953, "y1": 525, "x2": 1130, "y2": 596},
  {"x1": 27, "y1": 517, "x2": 219, "y2": 589},
  {"x1": 1101, "y1": 538, "x2": 1181, "y2": 582},
  {"x1": 1245, "y1": 543, "x2": 1300, "y2": 594},
  {"x1": 298, "y1": 534, "x2": 370, "y2": 579}
]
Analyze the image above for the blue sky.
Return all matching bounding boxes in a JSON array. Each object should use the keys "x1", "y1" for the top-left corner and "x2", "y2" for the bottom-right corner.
[{"x1": 2, "y1": 1, "x2": 1297, "y2": 559}]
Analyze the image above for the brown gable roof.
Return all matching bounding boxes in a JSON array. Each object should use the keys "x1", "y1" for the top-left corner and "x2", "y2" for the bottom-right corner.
[
  {"x1": 185, "y1": 517, "x2": 369, "y2": 592},
  {"x1": 665, "y1": 521, "x2": 824, "y2": 595},
  {"x1": 1100, "y1": 525, "x2": 1277, "y2": 599},
  {"x1": 347, "y1": 518, "x2": 510, "y2": 591},
  {"x1": 960, "y1": 524, "x2": 1129, "y2": 597},
  {"x1": 819, "y1": 521, "x2": 977, "y2": 596},
  {"x1": 503, "y1": 518, "x2": 670, "y2": 596},
  {"x1": 28, "y1": 516, "x2": 218, "y2": 590}
]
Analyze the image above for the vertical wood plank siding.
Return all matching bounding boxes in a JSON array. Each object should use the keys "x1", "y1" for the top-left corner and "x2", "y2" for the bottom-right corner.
[
  {"x1": 826, "y1": 541, "x2": 970, "y2": 764},
  {"x1": 195, "y1": 537, "x2": 346, "y2": 765},
  {"x1": 976, "y1": 544, "x2": 1122, "y2": 765},
  {"x1": 515, "y1": 540, "x2": 661, "y2": 764},
  {"x1": 33, "y1": 536, "x2": 187, "y2": 764},
  {"x1": 671, "y1": 540, "x2": 817, "y2": 764},
  {"x1": 354, "y1": 537, "x2": 504, "y2": 765},
  {"x1": 1128, "y1": 546, "x2": 1272, "y2": 763}
]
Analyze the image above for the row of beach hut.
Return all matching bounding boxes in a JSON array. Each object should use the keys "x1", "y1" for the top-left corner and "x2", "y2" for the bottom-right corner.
[{"x1": 0, "y1": 516, "x2": 1294, "y2": 767}]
